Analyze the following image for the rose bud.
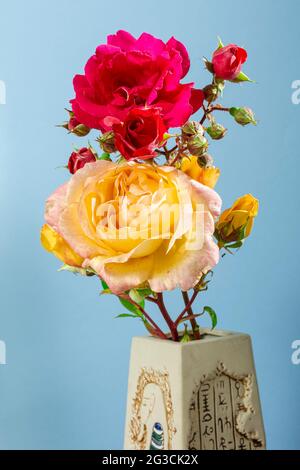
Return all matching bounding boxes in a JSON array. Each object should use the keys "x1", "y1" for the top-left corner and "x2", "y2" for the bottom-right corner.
[
  {"x1": 212, "y1": 44, "x2": 247, "y2": 81},
  {"x1": 61, "y1": 110, "x2": 90, "y2": 137},
  {"x1": 186, "y1": 134, "x2": 208, "y2": 157},
  {"x1": 182, "y1": 121, "x2": 204, "y2": 141},
  {"x1": 229, "y1": 107, "x2": 257, "y2": 126},
  {"x1": 98, "y1": 131, "x2": 117, "y2": 153},
  {"x1": 203, "y1": 81, "x2": 225, "y2": 103},
  {"x1": 113, "y1": 107, "x2": 166, "y2": 161},
  {"x1": 68, "y1": 147, "x2": 97, "y2": 174},
  {"x1": 197, "y1": 153, "x2": 214, "y2": 168},
  {"x1": 215, "y1": 194, "x2": 259, "y2": 247},
  {"x1": 206, "y1": 123, "x2": 227, "y2": 140}
]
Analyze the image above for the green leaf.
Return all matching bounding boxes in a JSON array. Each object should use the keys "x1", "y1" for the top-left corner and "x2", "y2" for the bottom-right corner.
[
  {"x1": 203, "y1": 306, "x2": 218, "y2": 329},
  {"x1": 119, "y1": 297, "x2": 141, "y2": 316},
  {"x1": 231, "y1": 71, "x2": 254, "y2": 83},
  {"x1": 115, "y1": 313, "x2": 139, "y2": 319},
  {"x1": 177, "y1": 313, "x2": 201, "y2": 326},
  {"x1": 129, "y1": 289, "x2": 145, "y2": 308},
  {"x1": 181, "y1": 324, "x2": 191, "y2": 343},
  {"x1": 58, "y1": 264, "x2": 96, "y2": 276}
]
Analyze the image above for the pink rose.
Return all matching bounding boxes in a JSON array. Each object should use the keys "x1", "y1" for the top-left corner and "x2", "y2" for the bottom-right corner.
[
  {"x1": 212, "y1": 44, "x2": 247, "y2": 80},
  {"x1": 113, "y1": 107, "x2": 166, "y2": 161},
  {"x1": 70, "y1": 30, "x2": 204, "y2": 132}
]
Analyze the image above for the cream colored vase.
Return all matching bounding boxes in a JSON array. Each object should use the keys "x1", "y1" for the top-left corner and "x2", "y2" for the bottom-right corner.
[{"x1": 124, "y1": 329, "x2": 266, "y2": 450}]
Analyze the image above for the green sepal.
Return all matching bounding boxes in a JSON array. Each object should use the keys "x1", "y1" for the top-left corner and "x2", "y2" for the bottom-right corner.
[
  {"x1": 225, "y1": 240, "x2": 244, "y2": 249},
  {"x1": 99, "y1": 152, "x2": 111, "y2": 161},
  {"x1": 217, "y1": 36, "x2": 224, "y2": 49},
  {"x1": 203, "y1": 58, "x2": 214, "y2": 74},
  {"x1": 231, "y1": 71, "x2": 254, "y2": 83},
  {"x1": 58, "y1": 264, "x2": 96, "y2": 276}
]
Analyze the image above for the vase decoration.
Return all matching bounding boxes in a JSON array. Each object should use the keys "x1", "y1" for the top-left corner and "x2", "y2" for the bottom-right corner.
[{"x1": 40, "y1": 30, "x2": 265, "y2": 450}]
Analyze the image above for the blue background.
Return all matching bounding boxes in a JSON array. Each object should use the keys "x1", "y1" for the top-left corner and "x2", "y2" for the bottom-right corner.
[{"x1": 0, "y1": 0, "x2": 299, "y2": 450}]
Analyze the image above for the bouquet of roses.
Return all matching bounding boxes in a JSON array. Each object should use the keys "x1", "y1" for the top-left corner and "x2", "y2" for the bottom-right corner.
[{"x1": 41, "y1": 30, "x2": 258, "y2": 342}]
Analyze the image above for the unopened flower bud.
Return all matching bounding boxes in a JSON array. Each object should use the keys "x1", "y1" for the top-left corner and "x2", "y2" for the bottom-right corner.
[
  {"x1": 182, "y1": 121, "x2": 204, "y2": 141},
  {"x1": 68, "y1": 147, "x2": 97, "y2": 174},
  {"x1": 197, "y1": 153, "x2": 214, "y2": 168},
  {"x1": 203, "y1": 81, "x2": 225, "y2": 103},
  {"x1": 206, "y1": 123, "x2": 227, "y2": 140},
  {"x1": 60, "y1": 110, "x2": 90, "y2": 137},
  {"x1": 229, "y1": 107, "x2": 257, "y2": 126},
  {"x1": 98, "y1": 131, "x2": 116, "y2": 153},
  {"x1": 187, "y1": 134, "x2": 208, "y2": 156}
]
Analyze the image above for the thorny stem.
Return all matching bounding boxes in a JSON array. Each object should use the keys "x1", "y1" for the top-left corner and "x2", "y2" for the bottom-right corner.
[
  {"x1": 175, "y1": 290, "x2": 198, "y2": 326},
  {"x1": 181, "y1": 291, "x2": 201, "y2": 340},
  {"x1": 156, "y1": 293, "x2": 179, "y2": 341}
]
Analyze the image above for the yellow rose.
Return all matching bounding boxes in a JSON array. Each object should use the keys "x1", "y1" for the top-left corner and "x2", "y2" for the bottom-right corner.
[
  {"x1": 215, "y1": 194, "x2": 259, "y2": 245},
  {"x1": 180, "y1": 155, "x2": 220, "y2": 188},
  {"x1": 42, "y1": 161, "x2": 222, "y2": 294},
  {"x1": 41, "y1": 223, "x2": 83, "y2": 267}
]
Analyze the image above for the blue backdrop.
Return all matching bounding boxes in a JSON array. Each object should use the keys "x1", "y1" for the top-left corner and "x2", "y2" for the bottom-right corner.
[{"x1": 0, "y1": 0, "x2": 299, "y2": 450}]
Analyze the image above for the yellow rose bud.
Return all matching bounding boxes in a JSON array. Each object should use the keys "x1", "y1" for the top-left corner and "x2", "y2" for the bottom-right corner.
[
  {"x1": 41, "y1": 224, "x2": 83, "y2": 267},
  {"x1": 181, "y1": 155, "x2": 220, "y2": 189},
  {"x1": 215, "y1": 194, "x2": 259, "y2": 246}
]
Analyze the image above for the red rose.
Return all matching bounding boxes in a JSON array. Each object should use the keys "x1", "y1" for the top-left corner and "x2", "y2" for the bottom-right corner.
[
  {"x1": 67, "y1": 147, "x2": 97, "y2": 174},
  {"x1": 113, "y1": 107, "x2": 166, "y2": 161},
  {"x1": 70, "y1": 30, "x2": 203, "y2": 132},
  {"x1": 212, "y1": 44, "x2": 247, "y2": 80}
]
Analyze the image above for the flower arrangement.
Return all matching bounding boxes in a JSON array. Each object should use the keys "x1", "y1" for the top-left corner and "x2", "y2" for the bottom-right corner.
[{"x1": 41, "y1": 31, "x2": 258, "y2": 342}]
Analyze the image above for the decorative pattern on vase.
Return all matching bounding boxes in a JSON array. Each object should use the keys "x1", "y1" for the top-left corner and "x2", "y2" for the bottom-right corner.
[
  {"x1": 188, "y1": 362, "x2": 265, "y2": 450},
  {"x1": 149, "y1": 422, "x2": 164, "y2": 450},
  {"x1": 129, "y1": 367, "x2": 176, "y2": 450}
]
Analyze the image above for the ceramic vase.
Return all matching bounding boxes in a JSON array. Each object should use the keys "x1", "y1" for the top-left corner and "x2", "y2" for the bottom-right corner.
[{"x1": 124, "y1": 329, "x2": 266, "y2": 450}]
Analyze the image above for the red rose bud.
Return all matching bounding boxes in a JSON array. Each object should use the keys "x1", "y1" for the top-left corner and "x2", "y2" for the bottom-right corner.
[
  {"x1": 229, "y1": 107, "x2": 257, "y2": 126},
  {"x1": 68, "y1": 147, "x2": 97, "y2": 174},
  {"x1": 113, "y1": 107, "x2": 166, "y2": 161},
  {"x1": 61, "y1": 110, "x2": 90, "y2": 137},
  {"x1": 206, "y1": 123, "x2": 227, "y2": 140},
  {"x1": 68, "y1": 117, "x2": 90, "y2": 137},
  {"x1": 212, "y1": 44, "x2": 247, "y2": 81}
]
